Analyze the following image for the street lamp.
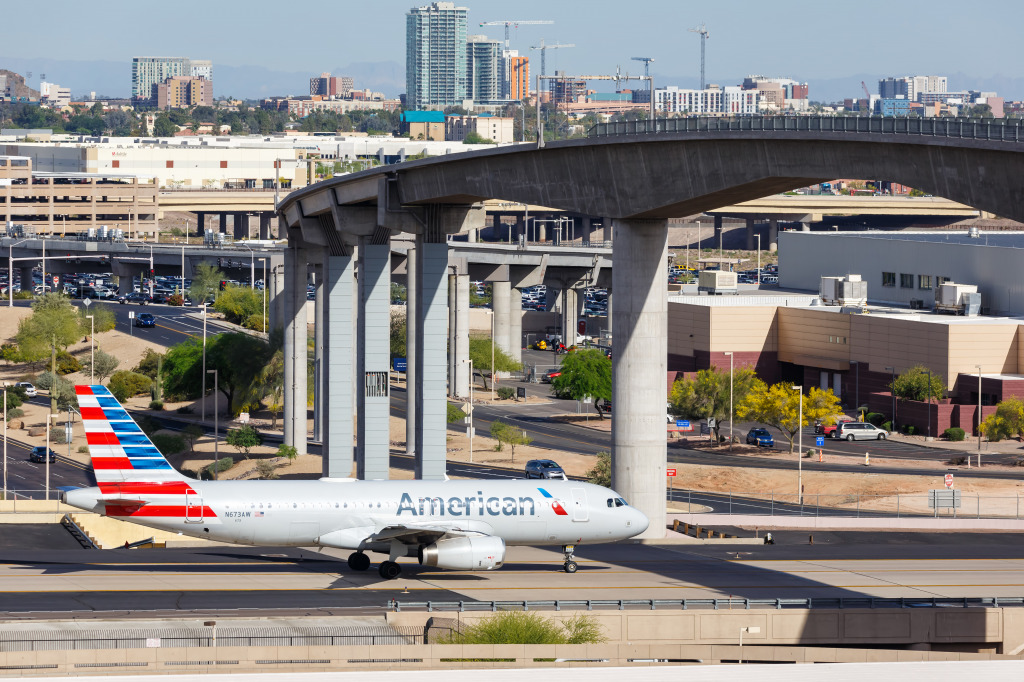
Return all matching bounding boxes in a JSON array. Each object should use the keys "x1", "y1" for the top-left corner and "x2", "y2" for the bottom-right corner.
[
  {"x1": 724, "y1": 351, "x2": 734, "y2": 450},
  {"x1": 2, "y1": 384, "x2": 7, "y2": 501},
  {"x1": 976, "y1": 364, "x2": 983, "y2": 469},
  {"x1": 926, "y1": 367, "x2": 932, "y2": 440},
  {"x1": 85, "y1": 315, "x2": 94, "y2": 384},
  {"x1": 207, "y1": 369, "x2": 218, "y2": 481},
  {"x1": 468, "y1": 358, "x2": 474, "y2": 463},
  {"x1": 258, "y1": 258, "x2": 267, "y2": 332},
  {"x1": 201, "y1": 304, "x2": 208, "y2": 421},
  {"x1": 885, "y1": 366, "x2": 896, "y2": 432},
  {"x1": 755, "y1": 233, "x2": 761, "y2": 286},
  {"x1": 792, "y1": 384, "x2": 803, "y2": 506}
]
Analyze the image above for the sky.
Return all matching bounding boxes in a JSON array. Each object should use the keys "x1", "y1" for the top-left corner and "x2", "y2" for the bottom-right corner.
[{"x1": 2, "y1": 0, "x2": 1023, "y2": 99}]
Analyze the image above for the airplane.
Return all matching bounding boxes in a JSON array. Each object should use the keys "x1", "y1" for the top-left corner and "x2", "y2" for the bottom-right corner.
[{"x1": 63, "y1": 385, "x2": 649, "y2": 579}]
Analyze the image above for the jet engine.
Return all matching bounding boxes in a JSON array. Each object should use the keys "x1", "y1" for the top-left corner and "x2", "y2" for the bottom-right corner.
[{"x1": 418, "y1": 536, "x2": 506, "y2": 571}]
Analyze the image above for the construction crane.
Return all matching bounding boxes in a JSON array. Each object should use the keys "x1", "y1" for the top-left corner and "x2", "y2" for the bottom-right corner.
[
  {"x1": 479, "y1": 20, "x2": 553, "y2": 49},
  {"x1": 861, "y1": 81, "x2": 872, "y2": 100},
  {"x1": 530, "y1": 39, "x2": 575, "y2": 78},
  {"x1": 631, "y1": 57, "x2": 655, "y2": 78},
  {"x1": 688, "y1": 24, "x2": 710, "y2": 90}
]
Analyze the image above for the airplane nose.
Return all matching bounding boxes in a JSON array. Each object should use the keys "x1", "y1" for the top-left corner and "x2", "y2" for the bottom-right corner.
[{"x1": 633, "y1": 508, "x2": 650, "y2": 534}]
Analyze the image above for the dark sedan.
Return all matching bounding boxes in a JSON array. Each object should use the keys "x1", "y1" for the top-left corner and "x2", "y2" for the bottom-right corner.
[
  {"x1": 29, "y1": 447, "x2": 57, "y2": 463},
  {"x1": 134, "y1": 313, "x2": 156, "y2": 328}
]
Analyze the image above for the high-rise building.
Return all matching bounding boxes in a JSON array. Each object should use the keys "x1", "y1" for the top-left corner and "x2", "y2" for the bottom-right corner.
[
  {"x1": 310, "y1": 73, "x2": 355, "y2": 98},
  {"x1": 879, "y1": 76, "x2": 947, "y2": 102},
  {"x1": 466, "y1": 35, "x2": 501, "y2": 103},
  {"x1": 406, "y1": 2, "x2": 469, "y2": 109},
  {"x1": 155, "y1": 76, "x2": 213, "y2": 109},
  {"x1": 504, "y1": 51, "x2": 529, "y2": 101},
  {"x1": 550, "y1": 71, "x2": 586, "y2": 105},
  {"x1": 132, "y1": 57, "x2": 212, "y2": 104}
]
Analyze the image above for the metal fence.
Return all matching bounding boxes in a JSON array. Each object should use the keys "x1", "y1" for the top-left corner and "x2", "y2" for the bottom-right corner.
[
  {"x1": 389, "y1": 596, "x2": 1024, "y2": 613},
  {"x1": 678, "y1": 491, "x2": 1024, "y2": 519},
  {"x1": 590, "y1": 115, "x2": 1024, "y2": 142}
]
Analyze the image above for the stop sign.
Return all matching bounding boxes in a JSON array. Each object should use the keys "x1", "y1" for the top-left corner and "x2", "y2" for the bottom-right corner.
[{"x1": 945, "y1": 473, "x2": 954, "y2": 489}]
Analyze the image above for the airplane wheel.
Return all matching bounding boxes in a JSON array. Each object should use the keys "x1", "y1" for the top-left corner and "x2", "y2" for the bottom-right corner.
[
  {"x1": 378, "y1": 561, "x2": 402, "y2": 580},
  {"x1": 348, "y1": 552, "x2": 370, "y2": 571},
  {"x1": 563, "y1": 560, "x2": 578, "y2": 574}
]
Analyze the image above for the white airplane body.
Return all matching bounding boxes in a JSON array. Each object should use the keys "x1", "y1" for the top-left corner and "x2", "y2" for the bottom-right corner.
[{"x1": 64, "y1": 385, "x2": 649, "y2": 578}]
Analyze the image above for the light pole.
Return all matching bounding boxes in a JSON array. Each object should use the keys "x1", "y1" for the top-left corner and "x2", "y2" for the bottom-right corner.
[
  {"x1": 201, "y1": 304, "x2": 208, "y2": 421},
  {"x1": 926, "y1": 367, "x2": 932, "y2": 439},
  {"x1": 259, "y1": 258, "x2": 267, "y2": 332},
  {"x1": 696, "y1": 220, "x2": 701, "y2": 267},
  {"x1": 207, "y1": 369, "x2": 218, "y2": 481},
  {"x1": 738, "y1": 626, "x2": 760, "y2": 665},
  {"x1": 755, "y1": 233, "x2": 761, "y2": 286},
  {"x1": 792, "y1": 384, "x2": 803, "y2": 505},
  {"x1": 885, "y1": 366, "x2": 895, "y2": 432},
  {"x1": 724, "y1": 351, "x2": 734, "y2": 450},
  {"x1": 490, "y1": 306, "x2": 495, "y2": 401},
  {"x1": 976, "y1": 364, "x2": 983, "y2": 468},
  {"x1": 2, "y1": 384, "x2": 7, "y2": 501},
  {"x1": 85, "y1": 315, "x2": 94, "y2": 383},
  {"x1": 468, "y1": 359, "x2": 474, "y2": 463},
  {"x1": 45, "y1": 415, "x2": 51, "y2": 501},
  {"x1": 850, "y1": 360, "x2": 860, "y2": 418}
]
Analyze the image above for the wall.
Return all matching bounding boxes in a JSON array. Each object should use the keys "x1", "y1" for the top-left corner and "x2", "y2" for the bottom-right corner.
[{"x1": 667, "y1": 301, "x2": 711, "y2": 370}]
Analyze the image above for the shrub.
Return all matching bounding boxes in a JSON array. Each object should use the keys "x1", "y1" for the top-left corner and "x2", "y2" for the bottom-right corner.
[
  {"x1": 946, "y1": 456, "x2": 967, "y2": 466},
  {"x1": 276, "y1": 444, "x2": 298, "y2": 461},
  {"x1": 108, "y1": 371, "x2": 153, "y2": 402},
  {"x1": 446, "y1": 403, "x2": 466, "y2": 424},
  {"x1": 439, "y1": 611, "x2": 605, "y2": 645},
  {"x1": 585, "y1": 451, "x2": 611, "y2": 487},
  {"x1": 902, "y1": 424, "x2": 917, "y2": 435},
  {"x1": 167, "y1": 294, "x2": 185, "y2": 306},
  {"x1": 149, "y1": 400, "x2": 164, "y2": 411},
  {"x1": 496, "y1": 386, "x2": 516, "y2": 400},
  {"x1": 133, "y1": 349, "x2": 164, "y2": 379},
  {"x1": 881, "y1": 421, "x2": 892, "y2": 432},
  {"x1": 55, "y1": 350, "x2": 81, "y2": 375},
  {"x1": 53, "y1": 429, "x2": 68, "y2": 445},
  {"x1": 255, "y1": 459, "x2": 279, "y2": 479},
  {"x1": 226, "y1": 425, "x2": 262, "y2": 458},
  {"x1": 151, "y1": 433, "x2": 185, "y2": 456},
  {"x1": 176, "y1": 405, "x2": 194, "y2": 414},
  {"x1": 203, "y1": 456, "x2": 235, "y2": 479},
  {"x1": 865, "y1": 412, "x2": 885, "y2": 426},
  {"x1": 6, "y1": 408, "x2": 24, "y2": 420},
  {"x1": 78, "y1": 445, "x2": 89, "y2": 454},
  {"x1": 13, "y1": 290, "x2": 33, "y2": 300},
  {"x1": 944, "y1": 427, "x2": 966, "y2": 442},
  {"x1": 243, "y1": 314, "x2": 267, "y2": 331}
]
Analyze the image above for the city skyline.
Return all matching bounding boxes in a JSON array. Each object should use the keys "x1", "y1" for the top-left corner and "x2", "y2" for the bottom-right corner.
[{"x1": 1, "y1": 0, "x2": 1023, "y2": 101}]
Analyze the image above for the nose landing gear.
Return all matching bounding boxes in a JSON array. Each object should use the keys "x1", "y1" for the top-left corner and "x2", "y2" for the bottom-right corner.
[{"x1": 562, "y1": 544, "x2": 578, "y2": 573}]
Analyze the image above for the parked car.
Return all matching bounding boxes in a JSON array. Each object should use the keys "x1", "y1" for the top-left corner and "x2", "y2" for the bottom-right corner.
[
  {"x1": 834, "y1": 422, "x2": 889, "y2": 441},
  {"x1": 15, "y1": 382, "x2": 36, "y2": 398},
  {"x1": 816, "y1": 415, "x2": 854, "y2": 438},
  {"x1": 525, "y1": 459, "x2": 567, "y2": 480},
  {"x1": 542, "y1": 368, "x2": 562, "y2": 383},
  {"x1": 118, "y1": 292, "x2": 151, "y2": 305},
  {"x1": 134, "y1": 313, "x2": 156, "y2": 328},
  {"x1": 746, "y1": 428, "x2": 774, "y2": 447},
  {"x1": 29, "y1": 446, "x2": 57, "y2": 463}
]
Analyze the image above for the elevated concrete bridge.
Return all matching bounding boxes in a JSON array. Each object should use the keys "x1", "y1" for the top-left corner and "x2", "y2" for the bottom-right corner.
[{"x1": 277, "y1": 115, "x2": 1024, "y2": 537}]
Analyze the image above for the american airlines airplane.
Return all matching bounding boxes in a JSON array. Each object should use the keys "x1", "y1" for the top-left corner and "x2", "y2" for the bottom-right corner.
[{"x1": 63, "y1": 385, "x2": 649, "y2": 579}]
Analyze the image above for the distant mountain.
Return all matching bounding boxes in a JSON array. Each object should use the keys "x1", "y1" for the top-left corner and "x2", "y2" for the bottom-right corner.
[{"x1": 0, "y1": 56, "x2": 405, "y2": 100}]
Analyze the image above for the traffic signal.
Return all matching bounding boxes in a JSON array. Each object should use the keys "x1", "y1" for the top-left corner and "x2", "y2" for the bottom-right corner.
[
  {"x1": 219, "y1": 280, "x2": 227, "y2": 291},
  {"x1": 578, "y1": 319, "x2": 586, "y2": 336},
  {"x1": 217, "y1": 258, "x2": 223, "y2": 267},
  {"x1": 149, "y1": 268, "x2": 154, "y2": 277}
]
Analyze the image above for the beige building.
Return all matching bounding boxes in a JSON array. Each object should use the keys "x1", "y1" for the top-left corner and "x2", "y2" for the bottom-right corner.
[
  {"x1": 0, "y1": 156, "x2": 158, "y2": 236},
  {"x1": 669, "y1": 293, "x2": 1024, "y2": 433},
  {"x1": 445, "y1": 115, "x2": 514, "y2": 144},
  {"x1": 155, "y1": 76, "x2": 213, "y2": 109}
]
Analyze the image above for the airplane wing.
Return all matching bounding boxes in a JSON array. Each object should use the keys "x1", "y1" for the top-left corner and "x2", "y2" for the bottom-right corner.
[{"x1": 318, "y1": 520, "x2": 495, "y2": 551}]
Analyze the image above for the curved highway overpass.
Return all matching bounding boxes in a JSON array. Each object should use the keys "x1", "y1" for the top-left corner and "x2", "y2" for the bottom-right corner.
[{"x1": 277, "y1": 115, "x2": 1024, "y2": 538}]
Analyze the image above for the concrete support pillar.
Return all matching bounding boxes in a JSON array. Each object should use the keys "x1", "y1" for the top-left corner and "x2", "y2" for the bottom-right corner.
[
  {"x1": 713, "y1": 215, "x2": 723, "y2": 255},
  {"x1": 606, "y1": 289, "x2": 613, "y2": 336},
  {"x1": 313, "y1": 267, "x2": 324, "y2": 443},
  {"x1": 769, "y1": 218, "x2": 779, "y2": 252},
  {"x1": 259, "y1": 213, "x2": 271, "y2": 240},
  {"x1": 602, "y1": 217, "x2": 613, "y2": 242},
  {"x1": 581, "y1": 217, "x2": 592, "y2": 246},
  {"x1": 405, "y1": 246, "x2": 417, "y2": 461},
  {"x1": 544, "y1": 287, "x2": 559, "y2": 313},
  {"x1": 509, "y1": 286, "x2": 522, "y2": 365},
  {"x1": 492, "y1": 280, "x2": 512, "y2": 355},
  {"x1": 18, "y1": 266, "x2": 33, "y2": 294},
  {"x1": 538, "y1": 224, "x2": 546, "y2": 242},
  {"x1": 414, "y1": 234, "x2": 448, "y2": 480},
  {"x1": 492, "y1": 213, "x2": 502, "y2": 241},
  {"x1": 448, "y1": 274, "x2": 457, "y2": 397},
  {"x1": 323, "y1": 254, "x2": 354, "y2": 478},
  {"x1": 356, "y1": 239, "x2": 391, "y2": 480},
  {"x1": 746, "y1": 218, "x2": 755, "y2": 251},
  {"x1": 196, "y1": 212, "x2": 206, "y2": 237},
  {"x1": 219, "y1": 213, "x2": 227, "y2": 235},
  {"x1": 269, "y1": 264, "x2": 284, "y2": 333},
  {"x1": 611, "y1": 218, "x2": 668, "y2": 539},
  {"x1": 561, "y1": 287, "x2": 578, "y2": 345},
  {"x1": 233, "y1": 212, "x2": 248, "y2": 240},
  {"x1": 282, "y1": 248, "x2": 308, "y2": 455},
  {"x1": 515, "y1": 215, "x2": 525, "y2": 243},
  {"x1": 467, "y1": 228, "x2": 478, "y2": 243},
  {"x1": 455, "y1": 274, "x2": 470, "y2": 397}
]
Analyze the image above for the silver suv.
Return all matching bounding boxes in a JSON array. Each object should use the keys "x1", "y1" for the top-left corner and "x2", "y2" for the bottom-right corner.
[{"x1": 834, "y1": 421, "x2": 888, "y2": 441}]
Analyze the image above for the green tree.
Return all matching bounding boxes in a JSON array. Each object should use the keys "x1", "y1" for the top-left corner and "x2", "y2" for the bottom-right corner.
[
  {"x1": 108, "y1": 371, "x2": 153, "y2": 403},
  {"x1": 183, "y1": 423, "x2": 204, "y2": 455},
  {"x1": 206, "y1": 333, "x2": 273, "y2": 414},
  {"x1": 134, "y1": 348, "x2": 164, "y2": 379},
  {"x1": 226, "y1": 425, "x2": 263, "y2": 458},
  {"x1": 189, "y1": 261, "x2": 224, "y2": 304},
  {"x1": 551, "y1": 349, "x2": 612, "y2": 418},
  {"x1": 16, "y1": 293, "x2": 84, "y2": 411},
  {"x1": 463, "y1": 130, "x2": 497, "y2": 145},
  {"x1": 890, "y1": 365, "x2": 946, "y2": 402},
  {"x1": 669, "y1": 367, "x2": 759, "y2": 444},
  {"x1": 161, "y1": 337, "x2": 205, "y2": 400},
  {"x1": 390, "y1": 282, "x2": 407, "y2": 303},
  {"x1": 980, "y1": 397, "x2": 1024, "y2": 442},
  {"x1": 489, "y1": 419, "x2": 532, "y2": 461},
  {"x1": 737, "y1": 383, "x2": 843, "y2": 453},
  {"x1": 2, "y1": 385, "x2": 26, "y2": 420},
  {"x1": 276, "y1": 443, "x2": 298, "y2": 461},
  {"x1": 244, "y1": 349, "x2": 284, "y2": 427},
  {"x1": 153, "y1": 115, "x2": 178, "y2": 137},
  {"x1": 88, "y1": 349, "x2": 120, "y2": 383},
  {"x1": 213, "y1": 285, "x2": 262, "y2": 325},
  {"x1": 469, "y1": 337, "x2": 522, "y2": 389},
  {"x1": 447, "y1": 402, "x2": 466, "y2": 423},
  {"x1": 79, "y1": 303, "x2": 116, "y2": 333},
  {"x1": 390, "y1": 310, "x2": 407, "y2": 359}
]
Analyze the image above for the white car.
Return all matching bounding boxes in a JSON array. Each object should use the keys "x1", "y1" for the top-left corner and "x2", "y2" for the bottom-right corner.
[
  {"x1": 834, "y1": 421, "x2": 888, "y2": 441},
  {"x1": 15, "y1": 382, "x2": 37, "y2": 398}
]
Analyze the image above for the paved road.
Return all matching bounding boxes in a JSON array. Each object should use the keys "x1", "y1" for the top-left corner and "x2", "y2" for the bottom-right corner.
[{"x1": 3, "y1": 535, "x2": 1024, "y2": 618}]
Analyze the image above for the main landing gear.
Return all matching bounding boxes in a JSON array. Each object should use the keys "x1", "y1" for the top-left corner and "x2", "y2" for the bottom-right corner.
[
  {"x1": 348, "y1": 551, "x2": 403, "y2": 579},
  {"x1": 562, "y1": 544, "x2": 578, "y2": 573},
  {"x1": 347, "y1": 551, "x2": 370, "y2": 572},
  {"x1": 378, "y1": 561, "x2": 402, "y2": 580}
]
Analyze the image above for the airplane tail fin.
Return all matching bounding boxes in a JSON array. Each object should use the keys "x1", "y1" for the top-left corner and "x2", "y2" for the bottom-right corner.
[{"x1": 75, "y1": 385, "x2": 185, "y2": 484}]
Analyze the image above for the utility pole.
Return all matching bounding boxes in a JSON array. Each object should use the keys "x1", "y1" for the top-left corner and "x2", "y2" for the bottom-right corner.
[{"x1": 689, "y1": 24, "x2": 710, "y2": 90}]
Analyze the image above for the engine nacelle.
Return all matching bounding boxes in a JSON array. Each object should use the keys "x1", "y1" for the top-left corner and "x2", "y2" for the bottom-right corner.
[{"x1": 419, "y1": 536, "x2": 506, "y2": 571}]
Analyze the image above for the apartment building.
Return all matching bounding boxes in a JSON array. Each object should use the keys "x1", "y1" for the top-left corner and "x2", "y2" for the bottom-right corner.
[
  {"x1": 132, "y1": 57, "x2": 213, "y2": 104},
  {"x1": 405, "y1": 2, "x2": 469, "y2": 109},
  {"x1": 155, "y1": 76, "x2": 213, "y2": 109}
]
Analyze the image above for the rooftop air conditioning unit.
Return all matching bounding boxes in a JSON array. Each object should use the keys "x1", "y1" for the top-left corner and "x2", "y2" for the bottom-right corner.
[
  {"x1": 934, "y1": 282, "x2": 980, "y2": 316},
  {"x1": 697, "y1": 270, "x2": 738, "y2": 295},
  {"x1": 820, "y1": 274, "x2": 867, "y2": 306}
]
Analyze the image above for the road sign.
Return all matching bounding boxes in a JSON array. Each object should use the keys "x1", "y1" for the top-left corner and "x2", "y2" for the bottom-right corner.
[
  {"x1": 928, "y1": 489, "x2": 961, "y2": 509},
  {"x1": 666, "y1": 468, "x2": 677, "y2": 477},
  {"x1": 460, "y1": 402, "x2": 473, "y2": 415},
  {"x1": 815, "y1": 436, "x2": 825, "y2": 447},
  {"x1": 517, "y1": 387, "x2": 526, "y2": 399},
  {"x1": 392, "y1": 357, "x2": 407, "y2": 372},
  {"x1": 128, "y1": 311, "x2": 135, "y2": 319},
  {"x1": 944, "y1": 473, "x2": 954, "y2": 489},
  {"x1": 82, "y1": 297, "x2": 91, "y2": 308},
  {"x1": 64, "y1": 424, "x2": 73, "y2": 443},
  {"x1": 676, "y1": 419, "x2": 693, "y2": 431}
]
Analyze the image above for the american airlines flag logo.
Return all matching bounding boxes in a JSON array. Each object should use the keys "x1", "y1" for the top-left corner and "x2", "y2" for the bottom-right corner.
[
  {"x1": 254, "y1": 511, "x2": 264, "y2": 517},
  {"x1": 537, "y1": 488, "x2": 569, "y2": 516}
]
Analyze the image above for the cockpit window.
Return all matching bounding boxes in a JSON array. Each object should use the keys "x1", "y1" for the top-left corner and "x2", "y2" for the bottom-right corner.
[{"x1": 608, "y1": 498, "x2": 627, "y2": 508}]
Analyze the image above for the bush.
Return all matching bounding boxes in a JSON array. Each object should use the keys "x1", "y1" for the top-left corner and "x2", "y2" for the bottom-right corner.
[
  {"x1": 902, "y1": 424, "x2": 917, "y2": 435},
  {"x1": 243, "y1": 314, "x2": 267, "y2": 331},
  {"x1": 255, "y1": 459, "x2": 279, "y2": 479},
  {"x1": 585, "y1": 451, "x2": 611, "y2": 487},
  {"x1": 226, "y1": 424, "x2": 262, "y2": 458},
  {"x1": 865, "y1": 412, "x2": 885, "y2": 426},
  {"x1": 944, "y1": 427, "x2": 966, "y2": 442},
  {"x1": 176, "y1": 405, "x2": 194, "y2": 414},
  {"x1": 53, "y1": 429, "x2": 68, "y2": 445},
  {"x1": 133, "y1": 349, "x2": 164, "y2": 379},
  {"x1": 78, "y1": 445, "x2": 89, "y2": 454},
  {"x1": 13, "y1": 290, "x2": 33, "y2": 300},
  {"x1": 108, "y1": 371, "x2": 153, "y2": 402},
  {"x1": 55, "y1": 350, "x2": 81, "y2": 375},
  {"x1": 446, "y1": 403, "x2": 466, "y2": 424},
  {"x1": 6, "y1": 408, "x2": 24, "y2": 420},
  {"x1": 151, "y1": 433, "x2": 185, "y2": 456},
  {"x1": 149, "y1": 400, "x2": 164, "y2": 411},
  {"x1": 204, "y1": 456, "x2": 235, "y2": 479},
  {"x1": 276, "y1": 444, "x2": 298, "y2": 460},
  {"x1": 438, "y1": 611, "x2": 605, "y2": 645},
  {"x1": 881, "y1": 421, "x2": 892, "y2": 432},
  {"x1": 167, "y1": 294, "x2": 185, "y2": 306},
  {"x1": 496, "y1": 386, "x2": 516, "y2": 400}
]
